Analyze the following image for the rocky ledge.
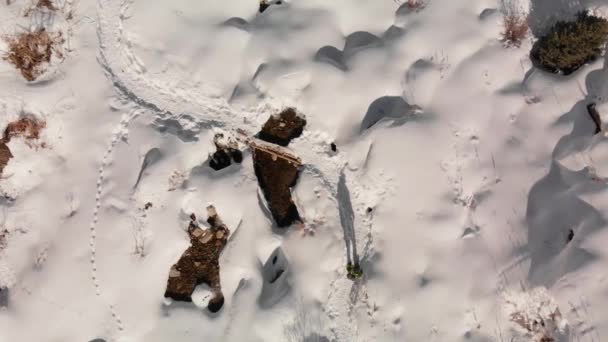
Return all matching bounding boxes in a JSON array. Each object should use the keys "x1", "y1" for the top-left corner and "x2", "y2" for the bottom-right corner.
[
  {"x1": 251, "y1": 141, "x2": 302, "y2": 227},
  {"x1": 164, "y1": 206, "x2": 230, "y2": 313},
  {"x1": 257, "y1": 107, "x2": 306, "y2": 147}
]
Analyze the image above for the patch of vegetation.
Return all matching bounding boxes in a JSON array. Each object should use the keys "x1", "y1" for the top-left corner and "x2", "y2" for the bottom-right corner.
[
  {"x1": 530, "y1": 11, "x2": 608, "y2": 75},
  {"x1": 3, "y1": 29, "x2": 64, "y2": 81}
]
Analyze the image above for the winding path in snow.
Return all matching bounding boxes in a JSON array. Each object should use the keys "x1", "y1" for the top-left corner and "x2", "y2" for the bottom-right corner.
[{"x1": 88, "y1": 109, "x2": 140, "y2": 336}]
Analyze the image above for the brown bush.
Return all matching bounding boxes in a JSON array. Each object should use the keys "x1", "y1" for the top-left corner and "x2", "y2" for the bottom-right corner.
[
  {"x1": 502, "y1": 10, "x2": 529, "y2": 47},
  {"x1": 3, "y1": 29, "x2": 64, "y2": 81}
]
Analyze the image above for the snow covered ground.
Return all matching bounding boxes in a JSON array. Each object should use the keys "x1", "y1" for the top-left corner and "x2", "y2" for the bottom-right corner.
[{"x1": 1, "y1": 0, "x2": 608, "y2": 341}]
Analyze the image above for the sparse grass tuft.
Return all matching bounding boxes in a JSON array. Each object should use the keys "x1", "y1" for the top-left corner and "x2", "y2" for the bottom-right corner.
[{"x1": 531, "y1": 11, "x2": 608, "y2": 75}]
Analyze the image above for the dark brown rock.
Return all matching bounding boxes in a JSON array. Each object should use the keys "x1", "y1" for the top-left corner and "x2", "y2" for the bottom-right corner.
[
  {"x1": 258, "y1": 108, "x2": 307, "y2": 147},
  {"x1": 209, "y1": 149, "x2": 232, "y2": 171},
  {"x1": 252, "y1": 144, "x2": 302, "y2": 227},
  {"x1": 207, "y1": 292, "x2": 224, "y2": 313},
  {"x1": 209, "y1": 133, "x2": 243, "y2": 171},
  {"x1": 164, "y1": 206, "x2": 230, "y2": 312},
  {"x1": 230, "y1": 148, "x2": 243, "y2": 163}
]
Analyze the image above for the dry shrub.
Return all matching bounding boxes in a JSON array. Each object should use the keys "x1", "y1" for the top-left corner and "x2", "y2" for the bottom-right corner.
[
  {"x1": 3, "y1": 29, "x2": 64, "y2": 81},
  {"x1": 3, "y1": 116, "x2": 46, "y2": 143}
]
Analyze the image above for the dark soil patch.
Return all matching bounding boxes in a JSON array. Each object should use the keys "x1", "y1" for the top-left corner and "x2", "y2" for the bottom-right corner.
[
  {"x1": 164, "y1": 206, "x2": 230, "y2": 312},
  {"x1": 257, "y1": 108, "x2": 307, "y2": 147},
  {"x1": 252, "y1": 145, "x2": 301, "y2": 227},
  {"x1": 3, "y1": 29, "x2": 64, "y2": 81}
]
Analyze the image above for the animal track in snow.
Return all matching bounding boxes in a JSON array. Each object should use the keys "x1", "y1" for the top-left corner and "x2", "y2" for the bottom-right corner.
[{"x1": 88, "y1": 109, "x2": 140, "y2": 338}]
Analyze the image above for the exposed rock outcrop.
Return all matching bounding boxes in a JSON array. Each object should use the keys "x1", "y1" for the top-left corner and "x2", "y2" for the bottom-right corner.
[
  {"x1": 209, "y1": 132, "x2": 243, "y2": 171},
  {"x1": 164, "y1": 206, "x2": 230, "y2": 313},
  {"x1": 251, "y1": 141, "x2": 302, "y2": 227},
  {"x1": 257, "y1": 108, "x2": 306, "y2": 147},
  {"x1": 251, "y1": 108, "x2": 305, "y2": 227}
]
